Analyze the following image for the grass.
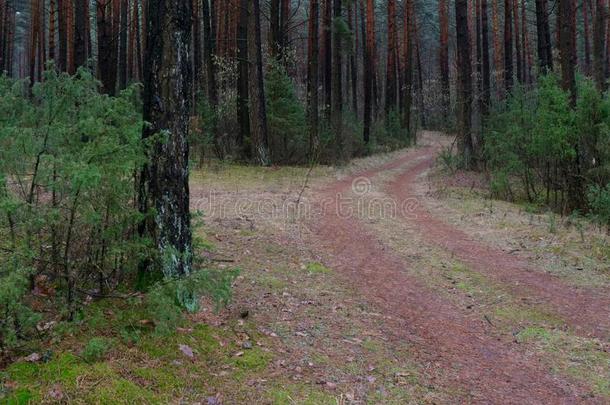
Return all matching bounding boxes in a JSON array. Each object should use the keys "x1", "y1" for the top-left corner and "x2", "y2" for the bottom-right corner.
[{"x1": 305, "y1": 262, "x2": 332, "y2": 275}]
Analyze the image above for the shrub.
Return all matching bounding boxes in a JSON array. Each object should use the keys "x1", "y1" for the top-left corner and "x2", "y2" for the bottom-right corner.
[{"x1": 0, "y1": 69, "x2": 146, "y2": 348}]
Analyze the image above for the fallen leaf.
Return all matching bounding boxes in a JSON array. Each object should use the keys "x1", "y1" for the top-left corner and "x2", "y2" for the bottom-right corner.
[{"x1": 178, "y1": 344, "x2": 195, "y2": 359}]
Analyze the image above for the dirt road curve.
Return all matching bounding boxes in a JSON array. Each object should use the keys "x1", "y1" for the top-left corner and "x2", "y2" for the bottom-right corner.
[{"x1": 307, "y1": 132, "x2": 607, "y2": 404}]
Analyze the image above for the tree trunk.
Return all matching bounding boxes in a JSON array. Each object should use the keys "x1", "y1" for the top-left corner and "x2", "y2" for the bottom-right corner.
[
  {"x1": 504, "y1": 0, "x2": 513, "y2": 92},
  {"x1": 593, "y1": 0, "x2": 607, "y2": 91},
  {"x1": 439, "y1": 0, "x2": 450, "y2": 113},
  {"x1": 247, "y1": 0, "x2": 269, "y2": 164},
  {"x1": 348, "y1": 3, "x2": 358, "y2": 116},
  {"x1": 583, "y1": 0, "x2": 592, "y2": 74},
  {"x1": 118, "y1": 0, "x2": 128, "y2": 89},
  {"x1": 512, "y1": 0, "x2": 522, "y2": 83},
  {"x1": 269, "y1": 0, "x2": 280, "y2": 57},
  {"x1": 139, "y1": 0, "x2": 193, "y2": 277},
  {"x1": 237, "y1": 0, "x2": 250, "y2": 156},
  {"x1": 202, "y1": 0, "x2": 218, "y2": 105},
  {"x1": 535, "y1": 0, "x2": 553, "y2": 72},
  {"x1": 332, "y1": 0, "x2": 343, "y2": 158},
  {"x1": 402, "y1": 0, "x2": 413, "y2": 139},
  {"x1": 323, "y1": 0, "x2": 332, "y2": 121},
  {"x1": 308, "y1": 0, "x2": 320, "y2": 156},
  {"x1": 363, "y1": 0, "x2": 375, "y2": 143},
  {"x1": 521, "y1": 0, "x2": 532, "y2": 83},
  {"x1": 386, "y1": 0, "x2": 398, "y2": 120},
  {"x1": 492, "y1": 0, "x2": 503, "y2": 96},
  {"x1": 456, "y1": 0, "x2": 474, "y2": 167},
  {"x1": 559, "y1": 0, "x2": 577, "y2": 104},
  {"x1": 97, "y1": 0, "x2": 116, "y2": 94},
  {"x1": 481, "y1": 0, "x2": 491, "y2": 113},
  {"x1": 73, "y1": 0, "x2": 88, "y2": 69}
]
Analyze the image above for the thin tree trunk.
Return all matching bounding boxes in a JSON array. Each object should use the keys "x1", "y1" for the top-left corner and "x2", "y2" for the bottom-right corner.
[
  {"x1": 323, "y1": 0, "x2": 332, "y2": 121},
  {"x1": 139, "y1": 0, "x2": 193, "y2": 276},
  {"x1": 348, "y1": 3, "x2": 358, "y2": 116},
  {"x1": 402, "y1": 0, "x2": 413, "y2": 139},
  {"x1": 504, "y1": 0, "x2": 514, "y2": 92},
  {"x1": 193, "y1": 0, "x2": 202, "y2": 92},
  {"x1": 593, "y1": 0, "x2": 607, "y2": 91},
  {"x1": 386, "y1": 0, "x2": 398, "y2": 120},
  {"x1": 307, "y1": 0, "x2": 320, "y2": 156},
  {"x1": 363, "y1": 0, "x2": 375, "y2": 143},
  {"x1": 535, "y1": 0, "x2": 553, "y2": 72},
  {"x1": 456, "y1": 0, "x2": 474, "y2": 167},
  {"x1": 74, "y1": 0, "x2": 88, "y2": 69},
  {"x1": 583, "y1": 0, "x2": 592, "y2": 74},
  {"x1": 237, "y1": 0, "x2": 250, "y2": 157},
  {"x1": 559, "y1": 0, "x2": 577, "y2": 104},
  {"x1": 513, "y1": 0, "x2": 522, "y2": 83},
  {"x1": 118, "y1": 0, "x2": 128, "y2": 89},
  {"x1": 492, "y1": 0, "x2": 503, "y2": 96},
  {"x1": 481, "y1": 0, "x2": 491, "y2": 113},
  {"x1": 439, "y1": 0, "x2": 450, "y2": 113},
  {"x1": 332, "y1": 0, "x2": 343, "y2": 158},
  {"x1": 247, "y1": 0, "x2": 269, "y2": 164}
]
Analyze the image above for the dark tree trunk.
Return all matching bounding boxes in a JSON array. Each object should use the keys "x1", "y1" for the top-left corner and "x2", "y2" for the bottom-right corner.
[
  {"x1": 559, "y1": 0, "x2": 577, "y2": 104},
  {"x1": 481, "y1": 0, "x2": 491, "y2": 114},
  {"x1": 74, "y1": 0, "x2": 88, "y2": 69},
  {"x1": 456, "y1": 0, "x2": 474, "y2": 167},
  {"x1": 332, "y1": 0, "x2": 343, "y2": 157},
  {"x1": 535, "y1": 0, "x2": 553, "y2": 72},
  {"x1": 237, "y1": 0, "x2": 250, "y2": 156},
  {"x1": 193, "y1": 0, "x2": 202, "y2": 92},
  {"x1": 513, "y1": 0, "x2": 522, "y2": 83},
  {"x1": 202, "y1": 0, "x2": 218, "y2": 105},
  {"x1": 386, "y1": 0, "x2": 398, "y2": 120},
  {"x1": 307, "y1": 0, "x2": 320, "y2": 156},
  {"x1": 57, "y1": 0, "x2": 68, "y2": 71},
  {"x1": 439, "y1": 0, "x2": 450, "y2": 113},
  {"x1": 348, "y1": 3, "x2": 358, "y2": 115},
  {"x1": 583, "y1": 0, "x2": 592, "y2": 74},
  {"x1": 504, "y1": 0, "x2": 514, "y2": 92},
  {"x1": 97, "y1": 0, "x2": 116, "y2": 94},
  {"x1": 139, "y1": 0, "x2": 193, "y2": 277},
  {"x1": 593, "y1": 0, "x2": 607, "y2": 91},
  {"x1": 247, "y1": 0, "x2": 269, "y2": 164},
  {"x1": 402, "y1": 0, "x2": 413, "y2": 139},
  {"x1": 323, "y1": 0, "x2": 332, "y2": 121},
  {"x1": 363, "y1": 0, "x2": 375, "y2": 144},
  {"x1": 118, "y1": 0, "x2": 128, "y2": 89},
  {"x1": 269, "y1": 0, "x2": 280, "y2": 57}
]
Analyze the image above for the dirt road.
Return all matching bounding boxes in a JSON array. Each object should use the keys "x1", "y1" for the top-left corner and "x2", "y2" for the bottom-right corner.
[{"x1": 306, "y1": 132, "x2": 608, "y2": 403}]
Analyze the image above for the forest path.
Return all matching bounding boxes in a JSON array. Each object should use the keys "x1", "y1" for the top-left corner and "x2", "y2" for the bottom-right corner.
[{"x1": 305, "y1": 131, "x2": 608, "y2": 403}]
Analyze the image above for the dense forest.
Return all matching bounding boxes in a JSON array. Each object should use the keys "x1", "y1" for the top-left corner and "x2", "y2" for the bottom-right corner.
[{"x1": 1, "y1": 0, "x2": 610, "y2": 402}]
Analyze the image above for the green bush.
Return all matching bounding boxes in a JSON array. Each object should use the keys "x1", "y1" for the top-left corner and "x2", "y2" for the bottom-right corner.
[
  {"x1": 484, "y1": 75, "x2": 610, "y2": 213},
  {"x1": 0, "y1": 69, "x2": 146, "y2": 348},
  {"x1": 265, "y1": 62, "x2": 308, "y2": 164}
]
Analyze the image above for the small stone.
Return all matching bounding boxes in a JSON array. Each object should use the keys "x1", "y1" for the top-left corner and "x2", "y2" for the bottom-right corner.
[{"x1": 242, "y1": 341, "x2": 253, "y2": 350}]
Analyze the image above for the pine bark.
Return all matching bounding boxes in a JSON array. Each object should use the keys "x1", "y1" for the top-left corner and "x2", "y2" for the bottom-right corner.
[
  {"x1": 535, "y1": 0, "x2": 553, "y2": 72},
  {"x1": 593, "y1": 0, "x2": 607, "y2": 91},
  {"x1": 74, "y1": 0, "x2": 88, "y2": 69},
  {"x1": 559, "y1": 0, "x2": 577, "y2": 104},
  {"x1": 237, "y1": 0, "x2": 250, "y2": 155},
  {"x1": 492, "y1": 0, "x2": 503, "y2": 96},
  {"x1": 513, "y1": 0, "x2": 522, "y2": 83},
  {"x1": 247, "y1": 0, "x2": 269, "y2": 164},
  {"x1": 456, "y1": 0, "x2": 474, "y2": 167},
  {"x1": 481, "y1": 0, "x2": 491, "y2": 113},
  {"x1": 308, "y1": 0, "x2": 320, "y2": 155},
  {"x1": 323, "y1": 0, "x2": 332, "y2": 120},
  {"x1": 386, "y1": 0, "x2": 398, "y2": 119},
  {"x1": 332, "y1": 0, "x2": 343, "y2": 157},
  {"x1": 504, "y1": 0, "x2": 514, "y2": 92},
  {"x1": 139, "y1": 0, "x2": 193, "y2": 276},
  {"x1": 363, "y1": 0, "x2": 375, "y2": 143},
  {"x1": 439, "y1": 0, "x2": 450, "y2": 111},
  {"x1": 118, "y1": 0, "x2": 128, "y2": 89}
]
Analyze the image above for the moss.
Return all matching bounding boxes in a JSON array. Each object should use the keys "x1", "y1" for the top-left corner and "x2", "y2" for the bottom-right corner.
[
  {"x1": 516, "y1": 327, "x2": 553, "y2": 343},
  {"x1": 132, "y1": 367, "x2": 186, "y2": 392},
  {"x1": 85, "y1": 378, "x2": 157, "y2": 404},
  {"x1": 362, "y1": 339, "x2": 383, "y2": 353},
  {"x1": 3, "y1": 388, "x2": 35, "y2": 405},
  {"x1": 305, "y1": 262, "x2": 332, "y2": 275},
  {"x1": 232, "y1": 347, "x2": 272, "y2": 371},
  {"x1": 494, "y1": 306, "x2": 562, "y2": 326},
  {"x1": 268, "y1": 383, "x2": 336, "y2": 405}
]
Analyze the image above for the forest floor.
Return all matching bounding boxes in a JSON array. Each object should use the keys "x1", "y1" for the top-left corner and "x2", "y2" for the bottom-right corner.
[{"x1": 3, "y1": 131, "x2": 610, "y2": 404}]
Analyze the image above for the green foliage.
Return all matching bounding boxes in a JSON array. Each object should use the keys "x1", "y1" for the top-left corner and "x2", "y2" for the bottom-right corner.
[
  {"x1": 0, "y1": 69, "x2": 145, "y2": 350},
  {"x1": 146, "y1": 268, "x2": 239, "y2": 335},
  {"x1": 265, "y1": 62, "x2": 308, "y2": 164},
  {"x1": 82, "y1": 337, "x2": 113, "y2": 362},
  {"x1": 588, "y1": 184, "x2": 610, "y2": 227},
  {"x1": 484, "y1": 75, "x2": 610, "y2": 216}
]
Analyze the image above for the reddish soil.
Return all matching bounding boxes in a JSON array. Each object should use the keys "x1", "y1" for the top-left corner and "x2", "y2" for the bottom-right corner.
[
  {"x1": 388, "y1": 145, "x2": 610, "y2": 341},
  {"x1": 305, "y1": 142, "x2": 605, "y2": 403}
]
